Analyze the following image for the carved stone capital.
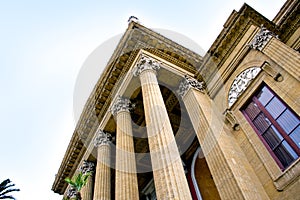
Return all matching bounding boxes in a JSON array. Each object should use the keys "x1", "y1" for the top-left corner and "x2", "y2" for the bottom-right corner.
[
  {"x1": 66, "y1": 187, "x2": 77, "y2": 199},
  {"x1": 111, "y1": 96, "x2": 133, "y2": 116},
  {"x1": 94, "y1": 130, "x2": 112, "y2": 147},
  {"x1": 133, "y1": 54, "x2": 161, "y2": 77},
  {"x1": 249, "y1": 26, "x2": 278, "y2": 51},
  {"x1": 177, "y1": 75, "x2": 205, "y2": 97},
  {"x1": 79, "y1": 160, "x2": 95, "y2": 175},
  {"x1": 224, "y1": 110, "x2": 239, "y2": 131}
]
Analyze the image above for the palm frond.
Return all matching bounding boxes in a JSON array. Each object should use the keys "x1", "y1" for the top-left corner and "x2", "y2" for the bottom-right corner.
[
  {"x1": 64, "y1": 178, "x2": 72, "y2": 184},
  {"x1": 0, "y1": 195, "x2": 16, "y2": 199},
  {"x1": 0, "y1": 179, "x2": 19, "y2": 200},
  {"x1": 64, "y1": 171, "x2": 92, "y2": 193},
  {"x1": 0, "y1": 188, "x2": 20, "y2": 197},
  {"x1": 0, "y1": 179, "x2": 10, "y2": 187},
  {"x1": 0, "y1": 179, "x2": 12, "y2": 193},
  {"x1": 0, "y1": 184, "x2": 16, "y2": 193}
]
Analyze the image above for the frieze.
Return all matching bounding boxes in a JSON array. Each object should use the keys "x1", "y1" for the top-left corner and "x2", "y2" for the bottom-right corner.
[{"x1": 228, "y1": 67, "x2": 261, "y2": 107}]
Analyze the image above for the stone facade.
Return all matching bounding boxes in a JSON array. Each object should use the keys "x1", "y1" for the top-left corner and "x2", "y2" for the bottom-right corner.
[{"x1": 52, "y1": 0, "x2": 300, "y2": 199}]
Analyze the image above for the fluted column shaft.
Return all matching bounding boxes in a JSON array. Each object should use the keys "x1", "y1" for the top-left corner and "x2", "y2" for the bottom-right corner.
[
  {"x1": 179, "y1": 76, "x2": 269, "y2": 200},
  {"x1": 112, "y1": 97, "x2": 139, "y2": 200},
  {"x1": 81, "y1": 174, "x2": 94, "y2": 200},
  {"x1": 80, "y1": 161, "x2": 95, "y2": 200},
  {"x1": 134, "y1": 56, "x2": 192, "y2": 200},
  {"x1": 93, "y1": 132, "x2": 111, "y2": 200}
]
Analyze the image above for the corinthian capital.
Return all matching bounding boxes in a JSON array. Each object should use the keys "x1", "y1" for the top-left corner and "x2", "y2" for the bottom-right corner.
[
  {"x1": 79, "y1": 160, "x2": 95, "y2": 175},
  {"x1": 111, "y1": 96, "x2": 132, "y2": 116},
  {"x1": 177, "y1": 75, "x2": 205, "y2": 97},
  {"x1": 133, "y1": 54, "x2": 161, "y2": 77},
  {"x1": 249, "y1": 26, "x2": 278, "y2": 51},
  {"x1": 94, "y1": 130, "x2": 111, "y2": 147},
  {"x1": 66, "y1": 187, "x2": 77, "y2": 199}
]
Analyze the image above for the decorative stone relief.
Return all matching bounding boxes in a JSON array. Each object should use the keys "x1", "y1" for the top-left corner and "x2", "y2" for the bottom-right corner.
[
  {"x1": 228, "y1": 67, "x2": 261, "y2": 107},
  {"x1": 132, "y1": 54, "x2": 161, "y2": 77},
  {"x1": 79, "y1": 160, "x2": 95, "y2": 175},
  {"x1": 224, "y1": 109, "x2": 239, "y2": 130},
  {"x1": 111, "y1": 96, "x2": 133, "y2": 116},
  {"x1": 94, "y1": 130, "x2": 112, "y2": 147},
  {"x1": 249, "y1": 26, "x2": 278, "y2": 51},
  {"x1": 177, "y1": 75, "x2": 205, "y2": 97}
]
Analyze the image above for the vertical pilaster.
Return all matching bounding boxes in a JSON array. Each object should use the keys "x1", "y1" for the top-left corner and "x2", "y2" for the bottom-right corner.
[
  {"x1": 93, "y1": 130, "x2": 111, "y2": 200},
  {"x1": 178, "y1": 75, "x2": 270, "y2": 200},
  {"x1": 133, "y1": 55, "x2": 192, "y2": 200},
  {"x1": 263, "y1": 38, "x2": 300, "y2": 80},
  {"x1": 79, "y1": 160, "x2": 95, "y2": 200},
  {"x1": 111, "y1": 96, "x2": 139, "y2": 200}
]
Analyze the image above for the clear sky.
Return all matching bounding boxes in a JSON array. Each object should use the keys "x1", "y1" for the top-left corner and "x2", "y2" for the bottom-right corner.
[{"x1": 0, "y1": 0, "x2": 285, "y2": 199}]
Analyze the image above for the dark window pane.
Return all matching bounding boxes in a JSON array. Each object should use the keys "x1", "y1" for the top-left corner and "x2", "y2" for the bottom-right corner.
[
  {"x1": 262, "y1": 126, "x2": 283, "y2": 149},
  {"x1": 277, "y1": 109, "x2": 299, "y2": 134},
  {"x1": 274, "y1": 141, "x2": 297, "y2": 168},
  {"x1": 253, "y1": 113, "x2": 271, "y2": 133},
  {"x1": 257, "y1": 86, "x2": 273, "y2": 106},
  {"x1": 265, "y1": 97, "x2": 285, "y2": 119},
  {"x1": 245, "y1": 102, "x2": 260, "y2": 120},
  {"x1": 290, "y1": 125, "x2": 300, "y2": 148},
  {"x1": 242, "y1": 84, "x2": 300, "y2": 169}
]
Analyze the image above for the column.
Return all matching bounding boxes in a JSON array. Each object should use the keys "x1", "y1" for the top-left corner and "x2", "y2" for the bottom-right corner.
[
  {"x1": 133, "y1": 55, "x2": 192, "y2": 200},
  {"x1": 111, "y1": 96, "x2": 139, "y2": 200},
  {"x1": 93, "y1": 130, "x2": 111, "y2": 200},
  {"x1": 79, "y1": 160, "x2": 95, "y2": 200},
  {"x1": 178, "y1": 75, "x2": 270, "y2": 200}
]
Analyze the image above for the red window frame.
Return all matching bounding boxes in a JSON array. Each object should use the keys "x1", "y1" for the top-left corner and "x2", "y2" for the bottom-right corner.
[{"x1": 241, "y1": 84, "x2": 300, "y2": 170}]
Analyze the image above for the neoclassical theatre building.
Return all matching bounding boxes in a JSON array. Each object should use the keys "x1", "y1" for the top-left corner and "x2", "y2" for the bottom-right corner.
[{"x1": 52, "y1": 0, "x2": 300, "y2": 199}]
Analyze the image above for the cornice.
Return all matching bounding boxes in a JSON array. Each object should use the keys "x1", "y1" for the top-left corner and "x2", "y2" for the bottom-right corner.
[
  {"x1": 276, "y1": 1, "x2": 300, "y2": 43},
  {"x1": 52, "y1": 21, "x2": 203, "y2": 194}
]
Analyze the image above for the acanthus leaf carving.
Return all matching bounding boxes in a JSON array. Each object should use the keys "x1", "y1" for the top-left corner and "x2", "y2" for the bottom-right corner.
[
  {"x1": 133, "y1": 54, "x2": 161, "y2": 77},
  {"x1": 249, "y1": 26, "x2": 278, "y2": 51},
  {"x1": 66, "y1": 187, "x2": 77, "y2": 199},
  {"x1": 177, "y1": 75, "x2": 205, "y2": 97},
  {"x1": 79, "y1": 160, "x2": 95, "y2": 175},
  {"x1": 111, "y1": 96, "x2": 133, "y2": 116},
  {"x1": 94, "y1": 130, "x2": 112, "y2": 147}
]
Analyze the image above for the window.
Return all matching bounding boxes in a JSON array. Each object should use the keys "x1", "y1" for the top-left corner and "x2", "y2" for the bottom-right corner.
[{"x1": 242, "y1": 85, "x2": 300, "y2": 169}]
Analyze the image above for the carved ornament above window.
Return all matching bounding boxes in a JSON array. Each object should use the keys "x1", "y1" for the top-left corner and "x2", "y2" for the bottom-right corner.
[{"x1": 228, "y1": 67, "x2": 261, "y2": 107}]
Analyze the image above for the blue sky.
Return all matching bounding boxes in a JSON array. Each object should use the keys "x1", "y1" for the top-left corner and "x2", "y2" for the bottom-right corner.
[{"x1": 0, "y1": 0, "x2": 285, "y2": 199}]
